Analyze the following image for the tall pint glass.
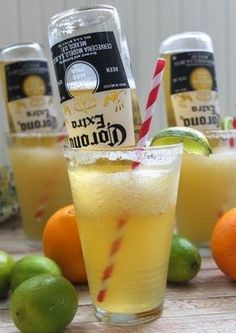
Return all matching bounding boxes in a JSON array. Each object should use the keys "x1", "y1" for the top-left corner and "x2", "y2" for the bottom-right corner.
[{"x1": 64, "y1": 144, "x2": 183, "y2": 325}]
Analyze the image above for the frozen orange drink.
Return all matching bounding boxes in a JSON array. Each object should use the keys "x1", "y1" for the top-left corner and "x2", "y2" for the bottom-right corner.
[
  {"x1": 7, "y1": 132, "x2": 72, "y2": 245},
  {"x1": 176, "y1": 130, "x2": 236, "y2": 247},
  {"x1": 65, "y1": 145, "x2": 182, "y2": 325}
]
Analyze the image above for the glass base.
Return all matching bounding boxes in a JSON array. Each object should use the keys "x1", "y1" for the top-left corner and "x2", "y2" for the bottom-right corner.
[{"x1": 95, "y1": 304, "x2": 163, "y2": 326}]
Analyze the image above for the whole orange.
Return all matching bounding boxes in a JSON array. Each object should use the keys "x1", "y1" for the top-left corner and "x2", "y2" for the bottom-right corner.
[
  {"x1": 42, "y1": 205, "x2": 87, "y2": 284},
  {"x1": 211, "y1": 207, "x2": 236, "y2": 280}
]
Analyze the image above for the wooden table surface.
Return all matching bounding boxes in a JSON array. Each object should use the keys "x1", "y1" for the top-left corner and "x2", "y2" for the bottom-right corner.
[{"x1": 1, "y1": 216, "x2": 236, "y2": 333}]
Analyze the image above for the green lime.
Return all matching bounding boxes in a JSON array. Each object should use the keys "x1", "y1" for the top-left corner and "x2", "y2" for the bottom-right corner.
[
  {"x1": 0, "y1": 250, "x2": 15, "y2": 298},
  {"x1": 151, "y1": 126, "x2": 212, "y2": 156},
  {"x1": 10, "y1": 255, "x2": 62, "y2": 292},
  {"x1": 168, "y1": 234, "x2": 201, "y2": 283},
  {"x1": 10, "y1": 274, "x2": 78, "y2": 333}
]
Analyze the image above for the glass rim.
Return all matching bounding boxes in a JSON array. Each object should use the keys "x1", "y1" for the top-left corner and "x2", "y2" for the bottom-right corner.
[
  {"x1": 64, "y1": 144, "x2": 183, "y2": 167},
  {"x1": 64, "y1": 144, "x2": 183, "y2": 165},
  {"x1": 64, "y1": 143, "x2": 183, "y2": 154},
  {"x1": 203, "y1": 129, "x2": 236, "y2": 139},
  {"x1": 5, "y1": 131, "x2": 67, "y2": 139}
]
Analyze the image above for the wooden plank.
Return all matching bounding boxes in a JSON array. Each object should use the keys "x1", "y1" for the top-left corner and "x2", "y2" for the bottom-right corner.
[
  {"x1": 164, "y1": 296, "x2": 236, "y2": 318},
  {"x1": 1, "y1": 218, "x2": 236, "y2": 332},
  {"x1": 0, "y1": 0, "x2": 20, "y2": 46},
  {"x1": 134, "y1": 0, "x2": 157, "y2": 108},
  {"x1": 65, "y1": 312, "x2": 236, "y2": 332},
  {"x1": 2, "y1": 309, "x2": 236, "y2": 333},
  {"x1": 227, "y1": 0, "x2": 236, "y2": 116},
  {"x1": 151, "y1": 0, "x2": 183, "y2": 132},
  {"x1": 28, "y1": 0, "x2": 65, "y2": 123},
  {"x1": 166, "y1": 279, "x2": 236, "y2": 300},
  {"x1": 2, "y1": 303, "x2": 236, "y2": 333},
  {"x1": 181, "y1": 0, "x2": 207, "y2": 31},
  {"x1": 0, "y1": 0, "x2": 21, "y2": 166},
  {"x1": 0, "y1": 0, "x2": 234, "y2": 139},
  {"x1": 205, "y1": 0, "x2": 228, "y2": 119},
  {"x1": 18, "y1": 0, "x2": 43, "y2": 43},
  {"x1": 40, "y1": 0, "x2": 65, "y2": 54},
  {"x1": 1, "y1": 286, "x2": 236, "y2": 331}
]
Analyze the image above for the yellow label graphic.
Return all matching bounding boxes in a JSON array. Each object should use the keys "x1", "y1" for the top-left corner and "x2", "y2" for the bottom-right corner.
[
  {"x1": 190, "y1": 67, "x2": 213, "y2": 91},
  {"x1": 63, "y1": 88, "x2": 135, "y2": 148},
  {"x1": 23, "y1": 75, "x2": 46, "y2": 96}
]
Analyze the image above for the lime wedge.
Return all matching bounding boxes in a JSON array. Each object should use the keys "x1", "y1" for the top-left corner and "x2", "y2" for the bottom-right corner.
[
  {"x1": 221, "y1": 116, "x2": 233, "y2": 130},
  {"x1": 151, "y1": 127, "x2": 212, "y2": 156}
]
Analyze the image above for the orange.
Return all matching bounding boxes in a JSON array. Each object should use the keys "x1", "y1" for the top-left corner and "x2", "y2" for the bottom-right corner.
[
  {"x1": 42, "y1": 205, "x2": 87, "y2": 284},
  {"x1": 211, "y1": 207, "x2": 236, "y2": 280}
]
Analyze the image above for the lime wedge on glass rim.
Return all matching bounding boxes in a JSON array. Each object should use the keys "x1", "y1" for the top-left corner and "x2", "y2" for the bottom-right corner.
[
  {"x1": 220, "y1": 116, "x2": 233, "y2": 130},
  {"x1": 151, "y1": 127, "x2": 212, "y2": 156}
]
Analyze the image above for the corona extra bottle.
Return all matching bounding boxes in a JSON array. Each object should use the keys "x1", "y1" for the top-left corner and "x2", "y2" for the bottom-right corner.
[
  {"x1": 48, "y1": 5, "x2": 142, "y2": 149},
  {"x1": 0, "y1": 42, "x2": 58, "y2": 133},
  {"x1": 160, "y1": 32, "x2": 221, "y2": 131}
]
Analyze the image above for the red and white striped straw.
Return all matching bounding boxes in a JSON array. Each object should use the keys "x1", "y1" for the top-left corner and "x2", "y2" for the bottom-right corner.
[
  {"x1": 34, "y1": 180, "x2": 54, "y2": 223},
  {"x1": 97, "y1": 217, "x2": 127, "y2": 302},
  {"x1": 233, "y1": 117, "x2": 236, "y2": 129},
  {"x1": 96, "y1": 58, "x2": 166, "y2": 303},
  {"x1": 136, "y1": 58, "x2": 166, "y2": 148},
  {"x1": 132, "y1": 58, "x2": 166, "y2": 168}
]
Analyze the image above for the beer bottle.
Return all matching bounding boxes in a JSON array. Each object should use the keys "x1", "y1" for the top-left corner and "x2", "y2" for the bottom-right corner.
[
  {"x1": 48, "y1": 5, "x2": 142, "y2": 149},
  {"x1": 0, "y1": 42, "x2": 58, "y2": 133},
  {"x1": 160, "y1": 32, "x2": 221, "y2": 131}
]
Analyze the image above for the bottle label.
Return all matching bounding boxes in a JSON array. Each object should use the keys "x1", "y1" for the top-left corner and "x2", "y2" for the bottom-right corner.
[
  {"x1": 170, "y1": 51, "x2": 220, "y2": 130},
  {"x1": 5, "y1": 60, "x2": 58, "y2": 132},
  {"x1": 51, "y1": 31, "x2": 135, "y2": 148}
]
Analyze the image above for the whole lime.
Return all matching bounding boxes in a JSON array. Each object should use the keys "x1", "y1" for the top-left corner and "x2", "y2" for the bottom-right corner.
[
  {"x1": 10, "y1": 274, "x2": 78, "y2": 333},
  {"x1": 0, "y1": 250, "x2": 15, "y2": 297},
  {"x1": 168, "y1": 234, "x2": 201, "y2": 283},
  {"x1": 10, "y1": 255, "x2": 62, "y2": 292}
]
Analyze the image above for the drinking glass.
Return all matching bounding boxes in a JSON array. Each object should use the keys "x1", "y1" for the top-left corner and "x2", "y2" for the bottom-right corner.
[
  {"x1": 176, "y1": 129, "x2": 236, "y2": 248},
  {"x1": 64, "y1": 144, "x2": 183, "y2": 325},
  {"x1": 6, "y1": 132, "x2": 72, "y2": 246}
]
